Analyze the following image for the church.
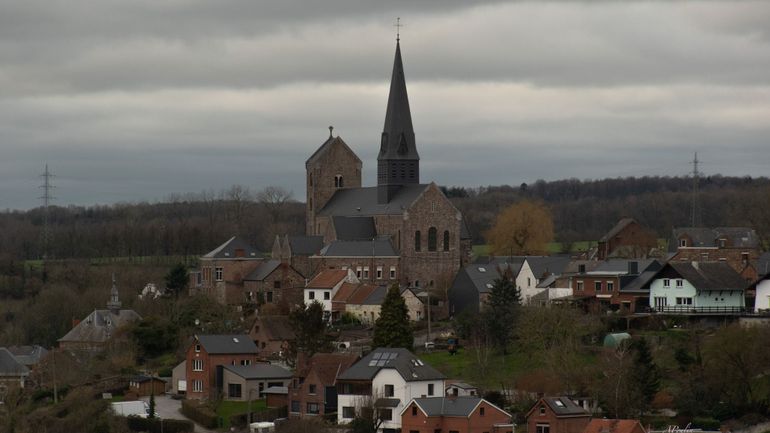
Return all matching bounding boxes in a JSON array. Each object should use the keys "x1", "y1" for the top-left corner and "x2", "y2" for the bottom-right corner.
[{"x1": 300, "y1": 39, "x2": 472, "y2": 289}]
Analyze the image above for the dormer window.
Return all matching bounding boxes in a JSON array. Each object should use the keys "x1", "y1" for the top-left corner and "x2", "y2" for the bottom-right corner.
[
  {"x1": 718, "y1": 238, "x2": 727, "y2": 248},
  {"x1": 680, "y1": 239, "x2": 687, "y2": 247}
]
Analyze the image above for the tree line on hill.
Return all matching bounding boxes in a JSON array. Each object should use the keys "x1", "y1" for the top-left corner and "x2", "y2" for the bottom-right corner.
[{"x1": 0, "y1": 175, "x2": 768, "y2": 268}]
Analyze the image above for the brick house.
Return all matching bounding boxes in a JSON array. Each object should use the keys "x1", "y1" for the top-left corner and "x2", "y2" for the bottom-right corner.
[
  {"x1": 597, "y1": 218, "x2": 658, "y2": 260},
  {"x1": 272, "y1": 234, "x2": 325, "y2": 279},
  {"x1": 243, "y1": 259, "x2": 305, "y2": 312},
  {"x1": 289, "y1": 352, "x2": 359, "y2": 418},
  {"x1": 669, "y1": 227, "x2": 761, "y2": 282},
  {"x1": 400, "y1": 396, "x2": 513, "y2": 433},
  {"x1": 302, "y1": 40, "x2": 472, "y2": 291},
  {"x1": 525, "y1": 397, "x2": 591, "y2": 433},
  {"x1": 569, "y1": 260, "x2": 661, "y2": 314},
  {"x1": 185, "y1": 334, "x2": 259, "y2": 400},
  {"x1": 311, "y1": 239, "x2": 402, "y2": 285},
  {"x1": 583, "y1": 419, "x2": 646, "y2": 433},
  {"x1": 249, "y1": 316, "x2": 294, "y2": 359},
  {"x1": 190, "y1": 236, "x2": 264, "y2": 305}
]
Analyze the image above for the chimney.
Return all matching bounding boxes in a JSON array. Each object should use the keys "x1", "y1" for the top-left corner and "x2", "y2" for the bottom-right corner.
[{"x1": 628, "y1": 261, "x2": 639, "y2": 275}]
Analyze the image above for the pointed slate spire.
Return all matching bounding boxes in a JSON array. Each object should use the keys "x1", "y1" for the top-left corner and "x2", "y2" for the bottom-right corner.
[
  {"x1": 378, "y1": 40, "x2": 420, "y2": 204},
  {"x1": 107, "y1": 273, "x2": 122, "y2": 313}
]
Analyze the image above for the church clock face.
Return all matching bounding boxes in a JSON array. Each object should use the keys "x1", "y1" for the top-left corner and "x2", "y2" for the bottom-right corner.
[{"x1": 380, "y1": 133, "x2": 388, "y2": 153}]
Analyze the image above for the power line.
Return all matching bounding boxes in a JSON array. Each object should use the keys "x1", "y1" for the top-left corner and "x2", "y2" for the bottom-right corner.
[{"x1": 38, "y1": 163, "x2": 56, "y2": 260}]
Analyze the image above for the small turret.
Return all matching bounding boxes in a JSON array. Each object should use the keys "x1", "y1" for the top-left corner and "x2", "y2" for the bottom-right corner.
[{"x1": 107, "y1": 273, "x2": 122, "y2": 313}]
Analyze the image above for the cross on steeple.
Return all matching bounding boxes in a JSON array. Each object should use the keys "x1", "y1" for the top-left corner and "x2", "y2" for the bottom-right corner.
[{"x1": 394, "y1": 17, "x2": 403, "y2": 42}]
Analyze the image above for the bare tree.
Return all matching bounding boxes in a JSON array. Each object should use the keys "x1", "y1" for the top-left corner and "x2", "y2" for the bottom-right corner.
[{"x1": 257, "y1": 186, "x2": 294, "y2": 223}]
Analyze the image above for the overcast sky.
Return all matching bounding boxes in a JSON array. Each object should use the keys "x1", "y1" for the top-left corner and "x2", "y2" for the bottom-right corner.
[{"x1": 1, "y1": 1, "x2": 769, "y2": 210}]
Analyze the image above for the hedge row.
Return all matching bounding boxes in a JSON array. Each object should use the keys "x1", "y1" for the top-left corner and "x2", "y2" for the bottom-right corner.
[
  {"x1": 180, "y1": 400, "x2": 218, "y2": 429},
  {"x1": 126, "y1": 416, "x2": 194, "y2": 433},
  {"x1": 229, "y1": 406, "x2": 288, "y2": 428}
]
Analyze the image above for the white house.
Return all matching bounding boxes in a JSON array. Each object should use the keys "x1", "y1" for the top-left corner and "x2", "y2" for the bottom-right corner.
[
  {"x1": 754, "y1": 274, "x2": 770, "y2": 312},
  {"x1": 303, "y1": 269, "x2": 358, "y2": 320},
  {"x1": 336, "y1": 348, "x2": 446, "y2": 432},
  {"x1": 516, "y1": 256, "x2": 571, "y2": 305},
  {"x1": 649, "y1": 261, "x2": 746, "y2": 314}
]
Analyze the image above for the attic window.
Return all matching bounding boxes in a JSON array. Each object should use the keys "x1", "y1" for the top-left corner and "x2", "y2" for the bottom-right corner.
[
  {"x1": 554, "y1": 400, "x2": 566, "y2": 408},
  {"x1": 486, "y1": 283, "x2": 493, "y2": 289},
  {"x1": 680, "y1": 239, "x2": 687, "y2": 247},
  {"x1": 233, "y1": 337, "x2": 240, "y2": 343},
  {"x1": 224, "y1": 252, "x2": 230, "y2": 257},
  {"x1": 478, "y1": 267, "x2": 486, "y2": 273},
  {"x1": 250, "y1": 252, "x2": 256, "y2": 257}
]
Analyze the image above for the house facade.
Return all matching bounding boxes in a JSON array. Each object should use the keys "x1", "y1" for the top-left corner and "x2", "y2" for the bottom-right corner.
[
  {"x1": 289, "y1": 353, "x2": 359, "y2": 418},
  {"x1": 336, "y1": 348, "x2": 446, "y2": 432},
  {"x1": 669, "y1": 227, "x2": 760, "y2": 282},
  {"x1": 185, "y1": 334, "x2": 259, "y2": 400},
  {"x1": 597, "y1": 218, "x2": 658, "y2": 260},
  {"x1": 649, "y1": 262, "x2": 746, "y2": 314},
  {"x1": 400, "y1": 396, "x2": 513, "y2": 433},
  {"x1": 221, "y1": 364, "x2": 292, "y2": 401},
  {"x1": 526, "y1": 397, "x2": 591, "y2": 433},
  {"x1": 243, "y1": 260, "x2": 305, "y2": 311}
]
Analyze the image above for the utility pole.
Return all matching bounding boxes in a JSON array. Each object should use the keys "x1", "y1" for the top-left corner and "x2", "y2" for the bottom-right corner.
[
  {"x1": 38, "y1": 164, "x2": 56, "y2": 259},
  {"x1": 690, "y1": 153, "x2": 700, "y2": 227}
]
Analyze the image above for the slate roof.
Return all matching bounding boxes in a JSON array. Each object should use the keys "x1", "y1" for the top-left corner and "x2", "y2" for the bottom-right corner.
[
  {"x1": 222, "y1": 364, "x2": 292, "y2": 380},
  {"x1": 306, "y1": 135, "x2": 362, "y2": 167},
  {"x1": 375, "y1": 398, "x2": 401, "y2": 408},
  {"x1": 539, "y1": 397, "x2": 590, "y2": 417},
  {"x1": 666, "y1": 262, "x2": 747, "y2": 291},
  {"x1": 307, "y1": 269, "x2": 349, "y2": 289},
  {"x1": 7, "y1": 345, "x2": 48, "y2": 366},
  {"x1": 670, "y1": 227, "x2": 759, "y2": 251},
  {"x1": 526, "y1": 256, "x2": 572, "y2": 279},
  {"x1": 203, "y1": 236, "x2": 262, "y2": 259},
  {"x1": 244, "y1": 260, "x2": 281, "y2": 281},
  {"x1": 319, "y1": 239, "x2": 398, "y2": 257},
  {"x1": 0, "y1": 348, "x2": 29, "y2": 377},
  {"x1": 197, "y1": 335, "x2": 258, "y2": 355},
  {"x1": 411, "y1": 396, "x2": 506, "y2": 417},
  {"x1": 380, "y1": 41, "x2": 419, "y2": 162},
  {"x1": 536, "y1": 275, "x2": 558, "y2": 288},
  {"x1": 288, "y1": 235, "x2": 325, "y2": 256},
  {"x1": 317, "y1": 184, "x2": 429, "y2": 216},
  {"x1": 58, "y1": 309, "x2": 142, "y2": 344},
  {"x1": 756, "y1": 252, "x2": 770, "y2": 278},
  {"x1": 332, "y1": 282, "x2": 360, "y2": 304},
  {"x1": 446, "y1": 381, "x2": 477, "y2": 390},
  {"x1": 584, "y1": 419, "x2": 644, "y2": 433},
  {"x1": 619, "y1": 269, "x2": 660, "y2": 292},
  {"x1": 451, "y1": 264, "x2": 503, "y2": 296},
  {"x1": 337, "y1": 347, "x2": 445, "y2": 382},
  {"x1": 593, "y1": 259, "x2": 658, "y2": 274},
  {"x1": 360, "y1": 285, "x2": 389, "y2": 305},
  {"x1": 599, "y1": 218, "x2": 637, "y2": 243},
  {"x1": 332, "y1": 216, "x2": 378, "y2": 241}
]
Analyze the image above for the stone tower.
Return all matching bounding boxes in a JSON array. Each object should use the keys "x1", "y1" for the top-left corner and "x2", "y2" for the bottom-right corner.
[
  {"x1": 305, "y1": 127, "x2": 362, "y2": 235},
  {"x1": 377, "y1": 40, "x2": 419, "y2": 204}
]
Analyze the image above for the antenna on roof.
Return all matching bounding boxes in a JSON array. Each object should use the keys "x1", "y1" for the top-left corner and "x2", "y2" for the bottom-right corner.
[{"x1": 690, "y1": 152, "x2": 701, "y2": 227}]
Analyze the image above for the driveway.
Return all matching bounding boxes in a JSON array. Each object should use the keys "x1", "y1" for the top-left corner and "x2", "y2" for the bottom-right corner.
[{"x1": 140, "y1": 395, "x2": 217, "y2": 433}]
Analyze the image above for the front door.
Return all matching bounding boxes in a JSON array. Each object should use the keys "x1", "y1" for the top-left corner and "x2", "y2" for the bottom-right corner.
[{"x1": 654, "y1": 297, "x2": 667, "y2": 311}]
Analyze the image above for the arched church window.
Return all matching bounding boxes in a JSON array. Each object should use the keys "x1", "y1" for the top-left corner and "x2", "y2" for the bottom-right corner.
[
  {"x1": 443, "y1": 230, "x2": 450, "y2": 251},
  {"x1": 334, "y1": 175, "x2": 344, "y2": 188},
  {"x1": 428, "y1": 227, "x2": 437, "y2": 252},
  {"x1": 414, "y1": 230, "x2": 421, "y2": 252}
]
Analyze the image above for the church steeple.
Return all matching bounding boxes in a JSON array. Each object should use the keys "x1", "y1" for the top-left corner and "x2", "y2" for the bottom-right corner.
[
  {"x1": 107, "y1": 273, "x2": 122, "y2": 313},
  {"x1": 377, "y1": 39, "x2": 420, "y2": 204}
]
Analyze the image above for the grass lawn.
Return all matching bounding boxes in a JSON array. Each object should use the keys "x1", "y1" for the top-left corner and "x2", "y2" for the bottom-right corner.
[
  {"x1": 420, "y1": 348, "x2": 541, "y2": 389},
  {"x1": 216, "y1": 399, "x2": 267, "y2": 429}
]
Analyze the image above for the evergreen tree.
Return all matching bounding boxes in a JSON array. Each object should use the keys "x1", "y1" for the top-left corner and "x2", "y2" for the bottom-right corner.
[
  {"x1": 373, "y1": 284, "x2": 414, "y2": 350},
  {"x1": 287, "y1": 300, "x2": 332, "y2": 366},
  {"x1": 631, "y1": 337, "x2": 660, "y2": 415},
  {"x1": 483, "y1": 266, "x2": 521, "y2": 354},
  {"x1": 148, "y1": 389, "x2": 156, "y2": 419},
  {"x1": 164, "y1": 263, "x2": 188, "y2": 298}
]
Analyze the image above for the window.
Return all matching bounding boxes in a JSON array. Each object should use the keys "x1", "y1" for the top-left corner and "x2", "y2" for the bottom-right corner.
[
  {"x1": 240, "y1": 359, "x2": 251, "y2": 366},
  {"x1": 356, "y1": 267, "x2": 363, "y2": 279},
  {"x1": 576, "y1": 281, "x2": 584, "y2": 291},
  {"x1": 342, "y1": 406, "x2": 355, "y2": 419},
  {"x1": 309, "y1": 291, "x2": 315, "y2": 300},
  {"x1": 537, "y1": 425, "x2": 551, "y2": 433},
  {"x1": 428, "y1": 227, "x2": 437, "y2": 251},
  {"x1": 342, "y1": 383, "x2": 352, "y2": 394},
  {"x1": 307, "y1": 402, "x2": 319, "y2": 414},
  {"x1": 384, "y1": 384, "x2": 394, "y2": 397},
  {"x1": 363, "y1": 267, "x2": 369, "y2": 279},
  {"x1": 527, "y1": 277, "x2": 531, "y2": 288},
  {"x1": 680, "y1": 239, "x2": 687, "y2": 247},
  {"x1": 309, "y1": 384, "x2": 316, "y2": 394},
  {"x1": 606, "y1": 281, "x2": 614, "y2": 292},
  {"x1": 480, "y1": 407, "x2": 485, "y2": 416},
  {"x1": 412, "y1": 406, "x2": 418, "y2": 416},
  {"x1": 663, "y1": 279, "x2": 670, "y2": 287},
  {"x1": 676, "y1": 297, "x2": 693, "y2": 305},
  {"x1": 595, "y1": 281, "x2": 602, "y2": 292},
  {"x1": 274, "y1": 281, "x2": 281, "y2": 289},
  {"x1": 701, "y1": 253, "x2": 709, "y2": 261},
  {"x1": 324, "y1": 291, "x2": 330, "y2": 300},
  {"x1": 266, "y1": 291, "x2": 273, "y2": 303},
  {"x1": 390, "y1": 266, "x2": 396, "y2": 279},
  {"x1": 291, "y1": 401, "x2": 300, "y2": 413},
  {"x1": 539, "y1": 406, "x2": 545, "y2": 415},
  {"x1": 676, "y1": 279, "x2": 684, "y2": 288},
  {"x1": 377, "y1": 267, "x2": 383, "y2": 279},
  {"x1": 192, "y1": 380, "x2": 203, "y2": 393},
  {"x1": 228, "y1": 383, "x2": 242, "y2": 398},
  {"x1": 718, "y1": 238, "x2": 726, "y2": 248},
  {"x1": 742, "y1": 252, "x2": 750, "y2": 264},
  {"x1": 193, "y1": 359, "x2": 203, "y2": 371},
  {"x1": 428, "y1": 383, "x2": 434, "y2": 396},
  {"x1": 379, "y1": 409, "x2": 392, "y2": 421},
  {"x1": 415, "y1": 231, "x2": 421, "y2": 251},
  {"x1": 443, "y1": 230, "x2": 450, "y2": 251},
  {"x1": 215, "y1": 267, "x2": 223, "y2": 281},
  {"x1": 195, "y1": 344, "x2": 201, "y2": 352}
]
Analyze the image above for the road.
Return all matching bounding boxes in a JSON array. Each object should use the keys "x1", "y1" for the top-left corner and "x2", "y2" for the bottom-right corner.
[{"x1": 140, "y1": 395, "x2": 217, "y2": 433}]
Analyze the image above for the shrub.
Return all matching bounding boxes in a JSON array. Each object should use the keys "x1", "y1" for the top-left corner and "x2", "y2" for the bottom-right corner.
[
  {"x1": 692, "y1": 417, "x2": 721, "y2": 431},
  {"x1": 181, "y1": 400, "x2": 218, "y2": 429},
  {"x1": 125, "y1": 416, "x2": 194, "y2": 433}
]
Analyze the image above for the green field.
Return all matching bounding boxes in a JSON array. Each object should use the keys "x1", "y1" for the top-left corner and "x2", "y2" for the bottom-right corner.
[
  {"x1": 419, "y1": 348, "x2": 540, "y2": 389},
  {"x1": 216, "y1": 399, "x2": 267, "y2": 429}
]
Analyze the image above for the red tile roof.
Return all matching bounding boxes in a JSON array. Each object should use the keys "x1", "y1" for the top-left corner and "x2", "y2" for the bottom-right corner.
[
  {"x1": 583, "y1": 419, "x2": 645, "y2": 433},
  {"x1": 332, "y1": 282, "x2": 359, "y2": 303},
  {"x1": 297, "y1": 353, "x2": 359, "y2": 386},
  {"x1": 345, "y1": 284, "x2": 379, "y2": 305},
  {"x1": 306, "y1": 269, "x2": 349, "y2": 289}
]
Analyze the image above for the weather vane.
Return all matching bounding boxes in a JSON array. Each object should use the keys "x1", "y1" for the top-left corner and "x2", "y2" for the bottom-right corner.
[{"x1": 394, "y1": 17, "x2": 403, "y2": 42}]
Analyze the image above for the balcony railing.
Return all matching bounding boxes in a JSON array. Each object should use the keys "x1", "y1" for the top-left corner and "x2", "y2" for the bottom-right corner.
[{"x1": 652, "y1": 305, "x2": 745, "y2": 315}]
